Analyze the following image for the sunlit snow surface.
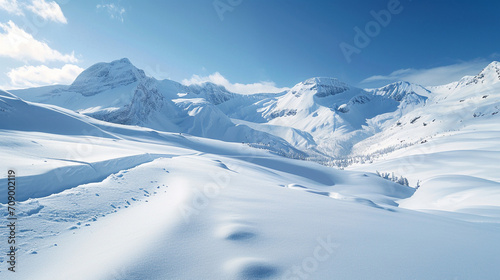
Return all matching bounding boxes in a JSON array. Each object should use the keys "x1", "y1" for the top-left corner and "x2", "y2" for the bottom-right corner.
[{"x1": 1, "y1": 61, "x2": 500, "y2": 279}]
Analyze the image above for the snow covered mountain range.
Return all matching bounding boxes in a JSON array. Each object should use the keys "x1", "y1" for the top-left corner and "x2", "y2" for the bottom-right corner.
[
  {"x1": 11, "y1": 58, "x2": 500, "y2": 164},
  {"x1": 1, "y1": 59, "x2": 500, "y2": 279}
]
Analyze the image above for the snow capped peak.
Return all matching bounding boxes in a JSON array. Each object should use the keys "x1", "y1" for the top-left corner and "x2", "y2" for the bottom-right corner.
[
  {"x1": 426, "y1": 61, "x2": 500, "y2": 93},
  {"x1": 69, "y1": 58, "x2": 147, "y2": 96},
  {"x1": 302, "y1": 77, "x2": 344, "y2": 85},
  {"x1": 301, "y1": 77, "x2": 349, "y2": 88},
  {"x1": 478, "y1": 61, "x2": 500, "y2": 76},
  {"x1": 291, "y1": 77, "x2": 351, "y2": 97},
  {"x1": 471, "y1": 61, "x2": 500, "y2": 83},
  {"x1": 458, "y1": 61, "x2": 500, "y2": 87},
  {"x1": 186, "y1": 82, "x2": 235, "y2": 105},
  {"x1": 485, "y1": 60, "x2": 500, "y2": 69},
  {"x1": 188, "y1": 81, "x2": 227, "y2": 92},
  {"x1": 369, "y1": 81, "x2": 430, "y2": 102}
]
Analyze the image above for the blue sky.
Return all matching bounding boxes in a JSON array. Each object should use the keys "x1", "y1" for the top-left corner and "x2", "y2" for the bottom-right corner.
[{"x1": 1, "y1": 0, "x2": 499, "y2": 93}]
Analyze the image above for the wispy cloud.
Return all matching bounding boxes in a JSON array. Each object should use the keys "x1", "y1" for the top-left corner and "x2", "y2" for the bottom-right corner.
[
  {"x1": 1, "y1": 0, "x2": 67, "y2": 23},
  {"x1": 97, "y1": 3, "x2": 126, "y2": 22},
  {"x1": 490, "y1": 53, "x2": 500, "y2": 60},
  {"x1": 182, "y1": 72, "x2": 289, "y2": 95},
  {"x1": 0, "y1": 20, "x2": 77, "y2": 62},
  {"x1": 0, "y1": 0, "x2": 23, "y2": 15},
  {"x1": 26, "y1": 0, "x2": 67, "y2": 24},
  {"x1": 361, "y1": 60, "x2": 490, "y2": 87},
  {"x1": 7, "y1": 64, "x2": 84, "y2": 88}
]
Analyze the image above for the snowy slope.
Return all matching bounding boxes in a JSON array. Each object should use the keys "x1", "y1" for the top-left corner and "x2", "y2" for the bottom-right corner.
[
  {"x1": 350, "y1": 61, "x2": 500, "y2": 157},
  {"x1": 2, "y1": 90, "x2": 500, "y2": 279},
  {"x1": 347, "y1": 61, "x2": 500, "y2": 217}
]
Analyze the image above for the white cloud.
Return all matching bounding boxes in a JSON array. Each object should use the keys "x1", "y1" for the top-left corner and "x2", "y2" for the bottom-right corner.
[
  {"x1": 0, "y1": 0, "x2": 23, "y2": 15},
  {"x1": 182, "y1": 72, "x2": 289, "y2": 95},
  {"x1": 26, "y1": 0, "x2": 67, "y2": 24},
  {"x1": 0, "y1": 20, "x2": 77, "y2": 63},
  {"x1": 361, "y1": 60, "x2": 489, "y2": 87},
  {"x1": 7, "y1": 64, "x2": 84, "y2": 88},
  {"x1": 97, "y1": 3, "x2": 126, "y2": 22}
]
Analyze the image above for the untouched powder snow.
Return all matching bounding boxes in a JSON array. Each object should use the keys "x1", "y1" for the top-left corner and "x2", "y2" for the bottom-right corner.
[{"x1": 7, "y1": 155, "x2": 500, "y2": 280}]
